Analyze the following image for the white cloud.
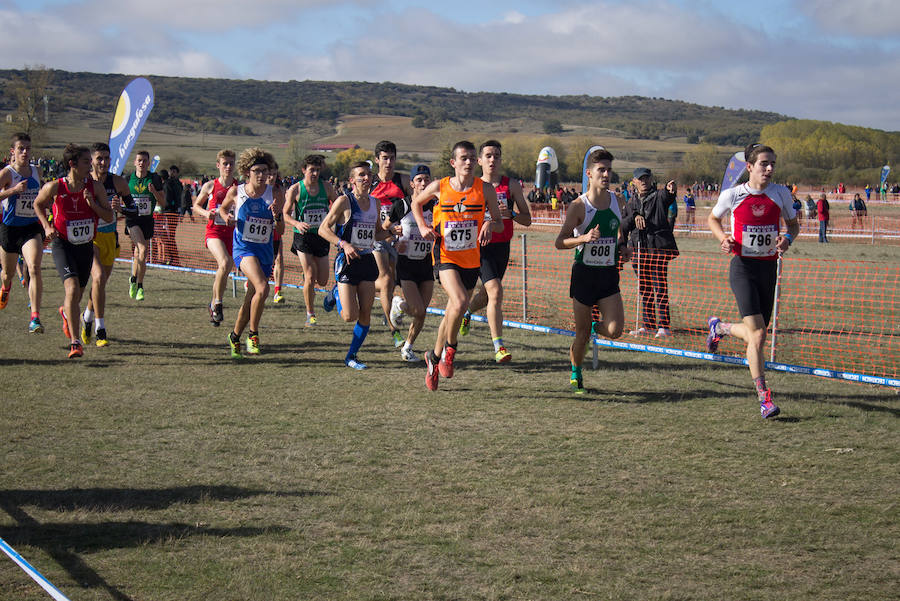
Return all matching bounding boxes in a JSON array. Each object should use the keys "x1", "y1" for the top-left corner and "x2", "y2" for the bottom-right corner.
[{"x1": 795, "y1": 0, "x2": 900, "y2": 36}]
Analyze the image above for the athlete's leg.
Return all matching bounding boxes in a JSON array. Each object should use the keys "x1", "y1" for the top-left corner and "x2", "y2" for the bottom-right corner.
[
  {"x1": 725, "y1": 314, "x2": 767, "y2": 380},
  {"x1": 468, "y1": 284, "x2": 488, "y2": 314},
  {"x1": 0, "y1": 248, "x2": 16, "y2": 295},
  {"x1": 240, "y1": 256, "x2": 269, "y2": 333},
  {"x1": 569, "y1": 298, "x2": 594, "y2": 368},
  {"x1": 129, "y1": 227, "x2": 149, "y2": 283},
  {"x1": 206, "y1": 237, "x2": 233, "y2": 304},
  {"x1": 273, "y1": 241, "x2": 284, "y2": 299},
  {"x1": 62, "y1": 277, "x2": 84, "y2": 343},
  {"x1": 482, "y1": 277, "x2": 504, "y2": 341},
  {"x1": 374, "y1": 250, "x2": 397, "y2": 328},
  {"x1": 593, "y1": 293, "x2": 625, "y2": 340},
  {"x1": 21, "y1": 235, "x2": 44, "y2": 313},
  {"x1": 337, "y1": 282, "x2": 360, "y2": 323},
  {"x1": 434, "y1": 268, "x2": 471, "y2": 356},
  {"x1": 355, "y1": 280, "x2": 375, "y2": 328},
  {"x1": 297, "y1": 250, "x2": 318, "y2": 316},
  {"x1": 402, "y1": 278, "x2": 433, "y2": 345}
]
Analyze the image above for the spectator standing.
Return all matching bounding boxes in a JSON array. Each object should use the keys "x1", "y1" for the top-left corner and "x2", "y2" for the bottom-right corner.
[
  {"x1": 621, "y1": 167, "x2": 678, "y2": 338},
  {"x1": 162, "y1": 165, "x2": 183, "y2": 265},
  {"x1": 816, "y1": 192, "x2": 829, "y2": 243}
]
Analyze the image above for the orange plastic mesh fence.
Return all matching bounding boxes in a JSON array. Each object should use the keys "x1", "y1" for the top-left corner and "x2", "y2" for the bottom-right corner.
[{"x1": 130, "y1": 216, "x2": 899, "y2": 384}]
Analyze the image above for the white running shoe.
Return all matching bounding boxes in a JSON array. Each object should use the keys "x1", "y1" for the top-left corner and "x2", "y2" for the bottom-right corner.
[
  {"x1": 655, "y1": 328, "x2": 672, "y2": 338},
  {"x1": 629, "y1": 327, "x2": 648, "y2": 337},
  {"x1": 401, "y1": 346, "x2": 419, "y2": 362},
  {"x1": 390, "y1": 295, "x2": 405, "y2": 327}
]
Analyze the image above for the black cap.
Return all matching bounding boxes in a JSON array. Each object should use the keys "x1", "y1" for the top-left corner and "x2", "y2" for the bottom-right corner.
[
  {"x1": 633, "y1": 167, "x2": 652, "y2": 179},
  {"x1": 410, "y1": 164, "x2": 431, "y2": 177}
]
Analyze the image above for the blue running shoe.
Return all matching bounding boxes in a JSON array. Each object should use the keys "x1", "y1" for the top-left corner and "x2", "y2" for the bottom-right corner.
[
  {"x1": 323, "y1": 286, "x2": 336, "y2": 312},
  {"x1": 706, "y1": 316, "x2": 722, "y2": 353},
  {"x1": 345, "y1": 355, "x2": 367, "y2": 370}
]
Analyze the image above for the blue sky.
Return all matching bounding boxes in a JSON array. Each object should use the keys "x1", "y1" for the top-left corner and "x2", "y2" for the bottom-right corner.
[{"x1": 3, "y1": 0, "x2": 900, "y2": 130}]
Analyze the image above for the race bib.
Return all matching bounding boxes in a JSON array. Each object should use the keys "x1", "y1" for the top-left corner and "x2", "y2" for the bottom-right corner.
[
  {"x1": 135, "y1": 196, "x2": 152, "y2": 216},
  {"x1": 443, "y1": 219, "x2": 477, "y2": 251},
  {"x1": 379, "y1": 205, "x2": 391, "y2": 224},
  {"x1": 742, "y1": 224, "x2": 777, "y2": 257},
  {"x1": 351, "y1": 221, "x2": 375, "y2": 251},
  {"x1": 242, "y1": 216, "x2": 272, "y2": 243},
  {"x1": 67, "y1": 219, "x2": 94, "y2": 244},
  {"x1": 15, "y1": 191, "x2": 36, "y2": 218},
  {"x1": 582, "y1": 237, "x2": 616, "y2": 267},
  {"x1": 303, "y1": 208, "x2": 325, "y2": 228},
  {"x1": 405, "y1": 232, "x2": 433, "y2": 260}
]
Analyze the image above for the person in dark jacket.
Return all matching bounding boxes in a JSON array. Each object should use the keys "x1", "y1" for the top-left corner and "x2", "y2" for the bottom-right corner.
[
  {"x1": 161, "y1": 165, "x2": 183, "y2": 265},
  {"x1": 621, "y1": 167, "x2": 679, "y2": 338}
]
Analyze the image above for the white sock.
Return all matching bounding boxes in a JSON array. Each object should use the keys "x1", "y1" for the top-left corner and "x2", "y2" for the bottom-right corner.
[
  {"x1": 95, "y1": 317, "x2": 105, "y2": 331},
  {"x1": 83, "y1": 308, "x2": 94, "y2": 322},
  {"x1": 402, "y1": 341, "x2": 411, "y2": 352}
]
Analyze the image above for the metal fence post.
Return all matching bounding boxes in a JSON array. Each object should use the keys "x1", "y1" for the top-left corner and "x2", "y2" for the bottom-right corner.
[
  {"x1": 521, "y1": 233, "x2": 528, "y2": 321},
  {"x1": 769, "y1": 254, "x2": 784, "y2": 363}
]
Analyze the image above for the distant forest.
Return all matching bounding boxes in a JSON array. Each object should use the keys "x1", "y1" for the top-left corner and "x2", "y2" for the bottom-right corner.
[{"x1": 0, "y1": 69, "x2": 785, "y2": 145}]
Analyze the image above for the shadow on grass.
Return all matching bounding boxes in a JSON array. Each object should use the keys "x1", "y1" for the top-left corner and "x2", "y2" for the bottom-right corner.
[{"x1": 0, "y1": 485, "x2": 320, "y2": 601}]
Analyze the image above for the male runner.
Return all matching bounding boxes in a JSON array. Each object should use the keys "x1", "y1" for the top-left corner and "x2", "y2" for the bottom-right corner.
[
  {"x1": 34, "y1": 144, "x2": 113, "y2": 358},
  {"x1": 218, "y1": 148, "x2": 284, "y2": 357},
  {"x1": 706, "y1": 143, "x2": 799, "y2": 418},
  {"x1": 193, "y1": 150, "x2": 237, "y2": 326},
  {"x1": 0, "y1": 132, "x2": 44, "y2": 333},
  {"x1": 370, "y1": 140, "x2": 411, "y2": 347},
  {"x1": 318, "y1": 161, "x2": 391, "y2": 369},
  {"x1": 284, "y1": 154, "x2": 335, "y2": 325},
  {"x1": 459, "y1": 140, "x2": 531, "y2": 363},
  {"x1": 387, "y1": 164, "x2": 436, "y2": 362},
  {"x1": 124, "y1": 150, "x2": 164, "y2": 301},
  {"x1": 80, "y1": 142, "x2": 132, "y2": 346},
  {"x1": 412, "y1": 141, "x2": 502, "y2": 390},
  {"x1": 554, "y1": 147, "x2": 628, "y2": 394}
]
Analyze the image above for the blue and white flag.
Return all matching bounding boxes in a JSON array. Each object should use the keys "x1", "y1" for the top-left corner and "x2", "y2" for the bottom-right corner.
[
  {"x1": 150, "y1": 155, "x2": 160, "y2": 173},
  {"x1": 108, "y1": 77, "x2": 154, "y2": 175},
  {"x1": 880, "y1": 165, "x2": 890, "y2": 187},
  {"x1": 721, "y1": 151, "x2": 747, "y2": 191}
]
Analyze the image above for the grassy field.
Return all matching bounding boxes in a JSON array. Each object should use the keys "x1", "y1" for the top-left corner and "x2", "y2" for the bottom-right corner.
[{"x1": 1, "y1": 263, "x2": 898, "y2": 601}]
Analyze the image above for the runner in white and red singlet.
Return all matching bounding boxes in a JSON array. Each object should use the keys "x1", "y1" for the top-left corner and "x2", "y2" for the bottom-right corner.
[{"x1": 706, "y1": 143, "x2": 800, "y2": 419}]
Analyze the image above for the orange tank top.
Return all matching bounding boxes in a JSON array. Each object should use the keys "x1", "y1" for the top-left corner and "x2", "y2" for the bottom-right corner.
[{"x1": 435, "y1": 177, "x2": 486, "y2": 269}]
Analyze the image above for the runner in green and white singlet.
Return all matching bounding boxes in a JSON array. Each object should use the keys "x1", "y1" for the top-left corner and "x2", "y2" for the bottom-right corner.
[{"x1": 555, "y1": 147, "x2": 628, "y2": 394}]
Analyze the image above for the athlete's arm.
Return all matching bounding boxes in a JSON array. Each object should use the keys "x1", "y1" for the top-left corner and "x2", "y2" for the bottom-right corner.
[
  {"x1": 112, "y1": 175, "x2": 131, "y2": 218},
  {"x1": 33, "y1": 180, "x2": 59, "y2": 241},
  {"x1": 554, "y1": 200, "x2": 596, "y2": 250},
  {"x1": 148, "y1": 176, "x2": 166, "y2": 207},
  {"x1": 318, "y1": 195, "x2": 358, "y2": 258},
  {"x1": 481, "y1": 184, "x2": 503, "y2": 245},
  {"x1": 323, "y1": 180, "x2": 337, "y2": 204},
  {"x1": 192, "y1": 181, "x2": 216, "y2": 220},
  {"x1": 218, "y1": 188, "x2": 238, "y2": 227},
  {"x1": 283, "y1": 183, "x2": 308, "y2": 233},
  {"x1": 508, "y1": 179, "x2": 531, "y2": 226},
  {"x1": 412, "y1": 180, "x2": 441, "y2": 240},
  {"x1": 776, "y1": 217, "x2": 800, "y2": 254},
  {"x1": 0, "y1": 168, "x2": 28, "y2": 200},
  {"x1": 87, "y1": 179, "x2": 114, "y2": 223}
]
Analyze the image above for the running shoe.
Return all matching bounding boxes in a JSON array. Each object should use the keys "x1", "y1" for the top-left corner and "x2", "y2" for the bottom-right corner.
[
  {"x1": 401, "y1": 346, "x2": 419, "y2": 362},
  {"x1": 438, "y1": 345, "x2": 456, "y2": 378},
  {"x1": 80, "y1": 320, "x2": 93, "y2": 345},
  {"x1": 246, "y1": 333, "x2": 260, "y2": 355},
  {"x1": 306, "y1": 314, "x2": 317, "y2": 327},
  {"x1": 0, "y1": 287, "x2": 9, "y2": 309},
  {"x1": 390, "y1": 295, "x2": 405, "y2": 327},
  {"x1": 323, "y1": 286, "x2": 337, "y2": 312},
  {"x1": 209, "y1": 303, "x2": 218, "y2": 326},
  {"x1": 59, "y1": 306, "x2": 70, "y2": 338},
  {"x1": 228, "y1": 332, "x2": 242, "y2": 359},
  {"x1": 135, "y1": 287, "x2": 145, "y2": 301},
  {"x1": 760, "y1": 390, "x2": 780, "y2": 419},
  {"x1": 706, "y1": 317, "x2": 722, "y2": 353},
  {"x1": 128, "y1": 281, "x2": 137, "y2": 299},
  {"x1": 570, "y1": 374, "x2": 586, "y2": 395},
  {"x1": 68, "y1": 341, "x2": 84, "y2": 359},
  {"x1": 459, "y1": 312, "x2": 471, "y2": 336},
  {"x1": 629, "y1": 327, "x2": 648, "y2": 337},
  {"x1": 391, "y1": 329, "x2": 404, "y2": 348},
  {"x1": 273, "y1": 291, "x2": 285, "y2": 304},
  {"x1": 655, "y1": 328, "x2": 672, "y2": 338},
  {"x1": 345, "y1": 355, "x2": 367, "y2": 370},
  {"x1": 495, "y1": 346, "x2": 512, "y2": 363},
  {"x1": 425, "y1": 351, "x2": 440, "y2": 390},
  {"x1": 29, "y1": 318, "x2": 44, "y2": 334},
  {"x1": 213, "y1": 303, "x2": 224, "y2": 325},
  {"x1": 95, "y1": 328, "x2": 109, "y2": 347}
]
